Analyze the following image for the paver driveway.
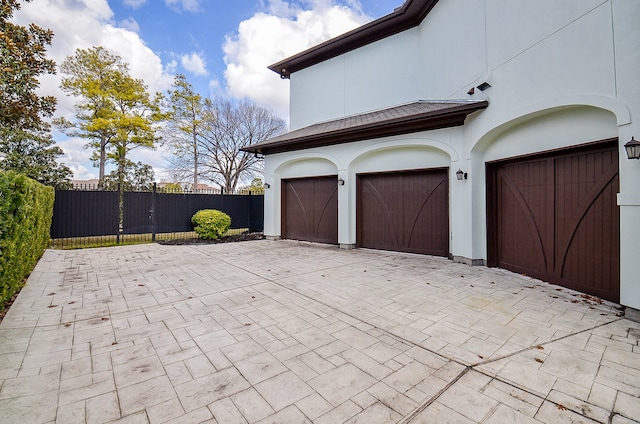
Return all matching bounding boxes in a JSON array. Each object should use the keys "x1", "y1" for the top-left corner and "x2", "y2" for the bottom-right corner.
[{"x1": 1, "y1": 240, "x2": 639, "y2": 423}]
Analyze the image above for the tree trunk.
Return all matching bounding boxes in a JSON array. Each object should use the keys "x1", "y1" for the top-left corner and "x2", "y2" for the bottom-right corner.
[
  {"x1": 192, "y1": 132, "x2": 198, "y2": 192},
  {"x1": 117, "y1": 157, "x2": 125, "y2": 240},
  {"x1": 98, "y1": 136, "x2": 106, "y2": 188}
]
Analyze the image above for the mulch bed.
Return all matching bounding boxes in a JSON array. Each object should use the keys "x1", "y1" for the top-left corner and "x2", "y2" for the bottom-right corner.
[
  {"x1": 0, "y1": 293, "x2": 18, "y2": 324},
  {"x1": 158, "y1": 232, "x2": 265, "y2": 245}
]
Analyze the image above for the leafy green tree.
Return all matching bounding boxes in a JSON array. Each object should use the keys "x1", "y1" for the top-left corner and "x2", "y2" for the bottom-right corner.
[
  {"x1": 57, "y1": 46, "x2": 165, "y2": 228},
  {"x1": 0, "y1": 0, "x2": 56, "y2": 132},
  {"x1": 165, "y1": 74, "x2": 209, "y2": 191},
  {"x1": 102, "y1": 160, "x2": 155, "y2": 191},
  {"x1": 56, "y1": 46, "x2": 163, "y2": 186},
  {"x1": 105, "y1": 73, "x2": 164, "y2": 195},
  {"x1": 0, "y1": 0, "x2": 71, "y2": 187},
  {"x1": 238, "y1": 177, "x2": 265, "y2": 194},
  {"x1": 0, "y1": 125, "x2": 72, "y2": 188},
  {"x1": 160, "y1": 182, "x2": 183, "y2": 193}
]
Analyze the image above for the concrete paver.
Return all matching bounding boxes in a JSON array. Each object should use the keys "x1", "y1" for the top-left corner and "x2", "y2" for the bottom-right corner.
[{"x1": 0, "y1": 240, "x2": 639, "y2": 423}]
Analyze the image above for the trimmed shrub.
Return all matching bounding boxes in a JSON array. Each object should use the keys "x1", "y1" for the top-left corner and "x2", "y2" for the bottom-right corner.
[
  {"x1": 191, "y1": 209, "x2": 231, "y2": 240},
  {"x1": 0, "y1": 172, "x2": 55, "y2": 307}
]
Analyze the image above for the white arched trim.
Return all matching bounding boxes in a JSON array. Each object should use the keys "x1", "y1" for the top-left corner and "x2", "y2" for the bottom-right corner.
[
  {"x1": 271, "y1": 152, "x2": 341, "y2": 176},
  {"x1": 348, "y1": 136, "x2": 457, "y2": 169},
  {"x1": 472, "y1": 95, "x2": 630, "y2": 154}
]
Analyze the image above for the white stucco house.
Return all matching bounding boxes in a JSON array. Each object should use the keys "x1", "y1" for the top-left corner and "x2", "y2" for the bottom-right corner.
[{"x1": 244, "y1": 0, "x2": 640, "y2": 315}]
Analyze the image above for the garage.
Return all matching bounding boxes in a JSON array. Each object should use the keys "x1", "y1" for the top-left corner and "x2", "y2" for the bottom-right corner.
[
  {"x1": 487, "y1": 140, "x2": 620, "y2": 302},
  {"x1": 281, "y1": 176, "x2": 338, "y2": 244},
  {"x1": 357, "y1": 169, "x2": 449, "y2": 256}
]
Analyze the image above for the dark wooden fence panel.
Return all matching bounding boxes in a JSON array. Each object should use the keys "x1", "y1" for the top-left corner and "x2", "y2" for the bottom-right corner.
[
  {"x1": 152, "y1": 193, "x2": 262, "y2": 233},
  {"x1": 51, "y1": 188, "x2": 264, "y2": 239},
  {"x1": 51, "y1": 190, "x2": 119, "y2": 238}
]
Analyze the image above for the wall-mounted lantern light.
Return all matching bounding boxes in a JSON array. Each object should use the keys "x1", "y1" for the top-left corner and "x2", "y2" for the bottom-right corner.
[
  {"x1": 624, "y1": 137, "x2": 640, "y2": 160},
  {"x1": 456, "y1": 169, "x2": 468, "y2": 181},
  {"x1": 264, "y1": 183, "x2": 271, "y2": 189},
  {"x1": 337, "y1": 178, "x2": 345, "y2": 186}
]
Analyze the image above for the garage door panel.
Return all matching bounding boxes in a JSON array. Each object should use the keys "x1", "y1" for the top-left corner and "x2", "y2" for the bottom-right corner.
[
  {"x1": 358, "y1": 169, "x2": 448, "y2": 256},
  {"x1": 555, "y1": 152, "x2": 620, "y2": 298},
  {"x1": 359, "y1": 178, "x2": 400, "y2": 250},
  {"x1": 497, "y1": 179, "x2": 548, "y2": 276},
  {"x1": 282, "y1": 177, "x2": 338, "y2": 244},
  {"x1": 406, "y1": 179, "x2": 448, "y2": 253},
  {"x1": 489, "y1": 141, "x2": 619, "y2": 302}
]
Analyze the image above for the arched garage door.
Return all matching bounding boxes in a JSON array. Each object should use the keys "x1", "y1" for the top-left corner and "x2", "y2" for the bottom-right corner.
[
  {"x1": 487, "y1": 140, "x2": 620, "y2": 302},
  {"x1": 357, "y1": 169, "x2": 449, "y2": 256},
  {"x1": 281, "y1": 176, "x2": 338, "y2": 244}
]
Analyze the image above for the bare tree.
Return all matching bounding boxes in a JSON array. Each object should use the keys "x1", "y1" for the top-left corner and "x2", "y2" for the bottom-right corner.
[{"x1": 199, "y1": 97, "x2": 286, "y2": 193}]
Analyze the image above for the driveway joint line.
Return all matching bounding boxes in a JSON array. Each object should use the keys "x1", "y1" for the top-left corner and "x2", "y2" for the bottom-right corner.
[
  {"x1": 471, "y1": 317, "x2": 623, "y2": 368},
  {"x1": 4, "y1": 243, "x2": 637, "y2": 424},
  {"x1": 397, "y1": 366, "x2": 471, "y2": 424},
  {"x1": 209, "y1": 247, "x2": 631, "y2": 424}
]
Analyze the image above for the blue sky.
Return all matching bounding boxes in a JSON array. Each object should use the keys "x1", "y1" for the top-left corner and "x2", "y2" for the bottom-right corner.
[{"x1": 13, "y1": 0, "x2": 401, "y2": 181}]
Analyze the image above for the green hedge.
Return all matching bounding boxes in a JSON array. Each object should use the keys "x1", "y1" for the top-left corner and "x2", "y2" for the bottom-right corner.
[
  {"x1": 0, "y1": 171, "x2": 55, "y2": 307},
  {"x1": 192, "y1": 209, "x2": 231, "y2": 240}
]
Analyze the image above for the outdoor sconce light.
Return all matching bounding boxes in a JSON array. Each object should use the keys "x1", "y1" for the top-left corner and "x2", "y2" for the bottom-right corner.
[
  {"x1": 264, "y1": 183, "x2": 271, "y2": 189},
  {"x1": 624, "y1": 137, "x2": 640, "y2": 160},
  {"x1": 456, "y1": 169, "x2": 468, "y2": 180},
  {"x1": 337, "y1": 178, "x2": 345, "y2": 186}
]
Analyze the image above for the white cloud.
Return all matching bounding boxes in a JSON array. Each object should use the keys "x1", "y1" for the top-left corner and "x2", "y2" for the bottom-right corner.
[
  {"x1": 56, "y1": 136, "x2": 97, "y2": 180},
  {"x1": 14, "y1": 0, "x2": 174, "y2": 106},
  {"x1": 123, "y1": 0, "x2": 148, "y2": 8},
  {"x1": 180, "y1": 52, "x2": 208, "y2": 76},
  {"x1": 119, "y1": 17, "x2": 140, "y2": 33},
  {"x1": 208, "y1": 78, "x2": 222, "y2": 94},
  {"x1": 9, "y1": 0, "x2": 374, "y2": 181},
  {"x1": 165, "y1": 60, "x2": 178, "y2": 75},
  {"x1": 129, "y1": 143, "x2": 174, "y2": 182},
  {"x1": 222, "y1": 0, "x2": 371, "y2": 119},
  {"x1": 165, "y1": 0, "x2": 201, "y2": 13},
  {"x1": 12, "y1": 0, "x2": 175, "y2": 180}
]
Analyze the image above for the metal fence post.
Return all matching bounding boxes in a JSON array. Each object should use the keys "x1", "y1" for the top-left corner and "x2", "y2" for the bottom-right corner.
[
  {"x1": 116, "y1": 182, "x2": 121, "y2": 245},
  {"x1": 150, "y1": 182, "x2": 156, "y2": 242},
  {"x1": 248, "y1": 191, "x2": 252, "y2": 232}
]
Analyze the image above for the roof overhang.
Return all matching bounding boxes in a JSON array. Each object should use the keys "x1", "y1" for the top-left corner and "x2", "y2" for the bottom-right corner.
[
  {"x1": 242, "y1": 100, "x2": 488, "y2": 155},
  {"x1": 269, "y1": 0, "x2": 440, "y2": 79}
]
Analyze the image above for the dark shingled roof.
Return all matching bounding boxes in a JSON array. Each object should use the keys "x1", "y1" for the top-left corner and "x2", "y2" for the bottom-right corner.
[{"x1": 242, "y1": 100, "x2": 488, "y2": 155}]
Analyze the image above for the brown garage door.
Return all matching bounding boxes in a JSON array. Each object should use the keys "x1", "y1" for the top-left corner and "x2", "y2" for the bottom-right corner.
[
  {"x1": 357, "y1": 169, "x2": 449, "y2": 256},
  {"x1": 487, "y1": 140, "x2": 620, "y2": 302},
  {"x1": 282, "y1": 176, "x2": 338, "y2": 244}
]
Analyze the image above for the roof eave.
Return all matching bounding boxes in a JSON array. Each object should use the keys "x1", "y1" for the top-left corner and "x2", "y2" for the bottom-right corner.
[
  {"x1": 268, "y1": 0, "x2": 439, "y2": 79},
  {"x1": 242, "y1": 100, "x2": 488, "y2": 155}
]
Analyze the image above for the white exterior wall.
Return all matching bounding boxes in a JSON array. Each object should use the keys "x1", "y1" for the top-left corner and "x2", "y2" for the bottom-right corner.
[
  {"x1": 289, "y1": 28, "x2": 423, "y2": 130},
  {"x1": 266, "y1": 0, "x2": 640, "y2": 309}
]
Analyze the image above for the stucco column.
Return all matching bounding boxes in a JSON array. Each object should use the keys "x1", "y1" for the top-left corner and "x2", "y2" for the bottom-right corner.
[
  {"x1": 450, "y1": 159, "x2": 476, "y2": 265},
  {"x1": 337, "y1": 169, "x2": 353, "y2": 249},
  {"x1": 618, "y1": 125, "x2": 640, "y2": 313},
  {"x1": 262, "y1": 172, "x2": 280, "y2": 240}
]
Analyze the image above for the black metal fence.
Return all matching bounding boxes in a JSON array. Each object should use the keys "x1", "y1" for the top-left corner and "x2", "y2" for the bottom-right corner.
[{"x1": 50, "y1": 184, "x2": 264, "y2": 248}]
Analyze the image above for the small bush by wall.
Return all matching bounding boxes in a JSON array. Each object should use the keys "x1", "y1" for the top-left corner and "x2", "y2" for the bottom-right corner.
[
  {"x1": 0, "y1": 172, "x2": 55, "y2": 307},
  {"x1": 191, "y1": 209, "x2": 231, "y2": 240}
]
